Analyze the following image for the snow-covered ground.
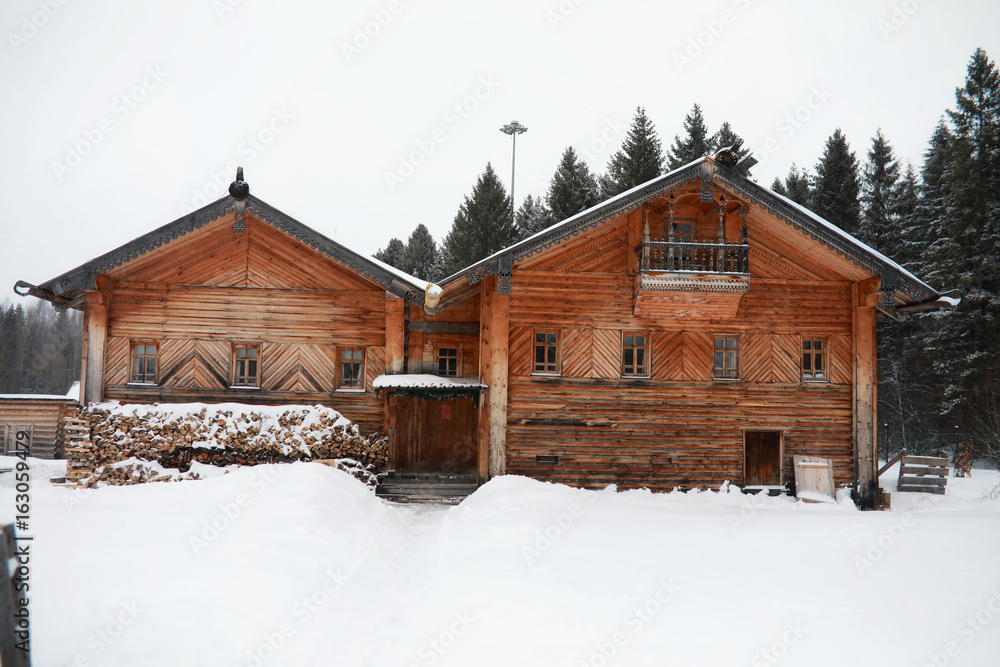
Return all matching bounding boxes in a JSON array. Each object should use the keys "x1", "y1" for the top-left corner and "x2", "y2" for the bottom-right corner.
[{"x1": 9, "y1": 457, "x2": 1000, "y2": 666}]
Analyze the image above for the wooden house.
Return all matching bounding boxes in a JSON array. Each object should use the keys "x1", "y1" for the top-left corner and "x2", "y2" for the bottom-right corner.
[
  {"x1": 402, "y1": 155, "x2": 954, "y2": 509},
  {"x1": 15, "y1": 190, "x2": 439, "y2": 438},
  {"x1": 17, "y1": 159, "x2": 954, "y2": 508},
  {"x1": 0, "y1": 391, "x2": 79, "y2": 459}
]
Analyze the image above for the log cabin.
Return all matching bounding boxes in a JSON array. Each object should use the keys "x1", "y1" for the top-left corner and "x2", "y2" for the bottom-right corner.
[{"x1": 16, "y1": 159, "x2": 955, "y2": 508}]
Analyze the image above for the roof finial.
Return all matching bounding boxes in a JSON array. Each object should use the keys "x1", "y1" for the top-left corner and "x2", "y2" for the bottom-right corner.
[{"x1": 229, "y1": 166, "x2": 249, "y2": 211}]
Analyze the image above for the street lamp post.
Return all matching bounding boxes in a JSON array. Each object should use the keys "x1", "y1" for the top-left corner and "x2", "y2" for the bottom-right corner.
[{"x1": 500, "y1": 120, "x2": 527, "y2": 224}]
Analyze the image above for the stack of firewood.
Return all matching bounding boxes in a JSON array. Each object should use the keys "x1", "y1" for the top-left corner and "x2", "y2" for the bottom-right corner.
[
  {"x1": 73, "y1": 403, "x2": 388, "y2": 486},
  {"x1": 80, "y1": 460, "x2": 203, "y2": 487}
]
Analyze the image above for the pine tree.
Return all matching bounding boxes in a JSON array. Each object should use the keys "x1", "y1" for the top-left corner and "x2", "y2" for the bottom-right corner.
[
  {"x1": 516, "y1": 194, "x2": 554, "y2": 239},
  {"x1": 600, "y1": 107, "x2": 665, "y2": 198},
  {"x1": 908, "y1": 121, "x2": 953, "y2": 277},
  {"x1": 811, "y1": 129, "x2": 861, "y2": 234},
  {"x1": 891, "y1": 162, "x2": 921, "y2": 271},
  {"x1": 858, "y1": 129, "x2": 901, "y2": 254},
  {"x1": 441, "y1": 163, "x2": 517, "y2": 276},
  {"x1": 373, "y1": 238, "x2": 406, "y2": 269},
  {"x1": 401, "y1": 224, "x2": 441, "y2": 281},
  {"x1": 667, "y1": 103, "x2": 711, "y2": 170},
  {"x1": 770, "y1": 177, "x2": 787, "y2": 196},
  {"x1": 546, "y1": 147, "x2": 601, "y2": 222}
]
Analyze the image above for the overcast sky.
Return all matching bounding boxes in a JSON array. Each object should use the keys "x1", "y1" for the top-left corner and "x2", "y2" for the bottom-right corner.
[{"x1": 1, "y1": 0, "x2": 998, "y2": 301}]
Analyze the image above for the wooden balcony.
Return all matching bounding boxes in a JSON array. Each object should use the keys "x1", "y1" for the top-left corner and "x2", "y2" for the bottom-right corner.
[
  {"x1": 634, "y1": 241, "x2": 751, "y2": 318},
  {"x1": 641, "y1": 241, "x2": 749, "y2": 274}
]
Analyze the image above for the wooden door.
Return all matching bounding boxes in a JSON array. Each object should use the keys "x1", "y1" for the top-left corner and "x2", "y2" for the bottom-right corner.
[
  {"x1": 744, "y1": 430, "x2": 782, "y2": 486},
  {"x1": 391, "y1": 396, "x2": 477, "y2": 474}
]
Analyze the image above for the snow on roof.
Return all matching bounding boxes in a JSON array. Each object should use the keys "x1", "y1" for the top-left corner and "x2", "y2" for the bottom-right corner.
[
  {"x1": 768, "y1": 189, "x2": 933, "y2": 293},
  {"x1": 0, "y1": 393, "x2": 79, "y2": 402},
  {"x1": 372, "y1": 374, "x2": 486, "y2": 390},
  {"x1": 66, "y1": 381, "x2": 80, "y2": 399},
  {"x1": 366, "y1": 255, "x2": 434, "y2": 293}
]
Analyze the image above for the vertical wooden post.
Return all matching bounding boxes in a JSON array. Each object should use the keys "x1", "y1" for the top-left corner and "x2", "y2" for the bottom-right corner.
[
  {"x1": 82, "y1": 290, "x2": 107, "y2": 405},
  {"x1": 384, "y1": 295, "x2": 405, "y2": 375},
  {"x1": 489, "y1": 281, "x2": 510, "y2": 478},
  {"x1": 854, "y1": 278, "x2": 879, "y2": 510},
  {"x1": 477, "y1": 281, "x2": 493, "y2": 481}
]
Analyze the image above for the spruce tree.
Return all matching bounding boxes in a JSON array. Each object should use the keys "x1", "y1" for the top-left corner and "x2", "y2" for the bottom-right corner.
[
  {"x1": 516, "y1": 194, "x2": 554, "y2": 239},
  {"x1": 858, "y1": 129, "x2": 901, "y2": 254},
  {"x1": 546, "y1": 147, "x2": 601, "y2": 222},
  {"x1": 373, "y1": 238, "x2": 406, "y2": 269},
  {"x1": 908, "y1": 121, "x2": 953, "y2": 277},
  {"x1": 891, "y1": 163, "x2": 922, "y2": 271},
  {"x1": 441, "y1": 163, "x2": 517, "y2": 275},
  {"x1": 710, "y1": 122, "x2": 749, "y2": 160},
  {"x1": 667, "y1": 103, "x2": 712, "y2": 169},
  {"x1": 783, "y1": 164, "x2": 812, "y2": 208},
  {"x1": 811, "y1": 129, "x2": 861, "y2": 234},
  {"x1": 922, "y1": 48, "x2": 1000, "y2": 429},
  {"x1": 599, "y1": 107, "x2": 665, "y2": 198},
  {"x1": 770, "y1": 177, "x2": 787, "y2": 196},
  {"x1": 401, "y1": 224, "x2": 441, "y2": 281}
]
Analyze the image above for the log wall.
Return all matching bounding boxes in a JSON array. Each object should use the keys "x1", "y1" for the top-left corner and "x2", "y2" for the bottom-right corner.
[
  {"x1": 504, "y1": 263, "x2": 859, "y2": 491},
  {"x1": 0, "y1": 398, "x2": 79, "y2": 459}
]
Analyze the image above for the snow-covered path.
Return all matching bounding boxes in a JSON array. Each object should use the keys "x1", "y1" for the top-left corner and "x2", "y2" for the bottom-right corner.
[{"x1": 12, "y1": 458, "x2": 1000, "y2": 666}]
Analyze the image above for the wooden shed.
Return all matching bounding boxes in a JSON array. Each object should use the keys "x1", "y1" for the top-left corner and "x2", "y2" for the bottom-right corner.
[{"x1": 0, "y1": 393, "x2": 79, "y2": 459}]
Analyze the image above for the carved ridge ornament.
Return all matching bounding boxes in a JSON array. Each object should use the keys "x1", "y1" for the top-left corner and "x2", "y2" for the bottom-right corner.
[{"x1": 711, "y1": 168, "x2": 931, "y2": 301}]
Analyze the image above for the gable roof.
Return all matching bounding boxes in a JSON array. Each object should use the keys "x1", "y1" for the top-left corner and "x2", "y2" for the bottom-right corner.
[
  {"x1": 16, "y1": 193, "x2": 434, "y2": 309},
  {"x1": 438, "y1": 156, "x2": 950, "y2": 309}
]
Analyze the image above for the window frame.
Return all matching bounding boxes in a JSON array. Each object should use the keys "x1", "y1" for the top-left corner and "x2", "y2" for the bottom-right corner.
[
  {"x1": 621, "y1": 331, "x2": 650, "y2": 378},
  {"x1": 801, "y1": 337, "x2": 828, "y2": 382},
  {"x1": 436, "y1": 345, "x2": 461, "y2": 377},
  {"x1": 129, "y1": 340, "x2": 159, "y2": 385},
  {"x1": 231, "y1": 343, "x2": 261, "y2": 389},
  {"x1": 532, "y1": 329, "x2": 561, "y2": 376},
  {"x1": 337, "y1": 347, "x2": 366, "y2": 392},
  {"x1": 713, "y1": 335, "x2": 740, "y2": 380}
]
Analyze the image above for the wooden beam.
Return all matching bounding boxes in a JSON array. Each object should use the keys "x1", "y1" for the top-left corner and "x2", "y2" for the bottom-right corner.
[
  {"x1": 83, "y1": 290, "x2": 108, "y2": 405},
  {"x1": 385, "y1": 296, "x2": 405, "y2": 374},
  {"x1": 406, "y1": 321, "x2": 479, "y2": 335},
  {"x1": 854, "y1": 278, "x2": 878, "y2": 509}
]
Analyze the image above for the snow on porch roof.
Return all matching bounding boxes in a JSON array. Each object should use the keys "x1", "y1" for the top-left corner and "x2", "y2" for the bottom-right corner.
[{"x1": 372, "y1": 375, "x2": 487, "y2": 390}]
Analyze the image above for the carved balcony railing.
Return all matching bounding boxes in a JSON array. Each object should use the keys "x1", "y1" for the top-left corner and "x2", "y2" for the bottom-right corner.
[{"x1": 641, "y1": 241, "x2": 749, "y2": 274}]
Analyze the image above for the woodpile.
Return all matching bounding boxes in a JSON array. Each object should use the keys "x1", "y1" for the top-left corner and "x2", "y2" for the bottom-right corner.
[{"x1": 73, "y1": 403, "x2": 388, "y2": 487}]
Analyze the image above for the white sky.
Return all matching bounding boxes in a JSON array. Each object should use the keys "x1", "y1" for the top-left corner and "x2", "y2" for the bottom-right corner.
[{"x1": 1, "y1": 0, "x2": 998, "y2": 300}]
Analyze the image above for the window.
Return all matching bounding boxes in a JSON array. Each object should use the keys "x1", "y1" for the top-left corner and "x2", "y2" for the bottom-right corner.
[
  {"x1": 714, "y1": 336, "x2": 739, "y2": 379},
  {"x1": 802, "y1": 339, "x2": 826, "y2": 381},
  {"x1": 232, "y1": 344, "x2": 260, "y2": 387},
  {"x1": 622, "y1": 333, "x2": 649, "y2": 377},
  {"x1": 437, "y1": 347, "x2": 459, "y2": 377},
  {"x1": 130, "y1": 342, "x2": 158, "y2": 384},
  {"x1": 339, "y1": 348, "x2": 365, "y2": 390},
  {"x1": 533, "y1": 331, "x2": 560, "y2": 374}
]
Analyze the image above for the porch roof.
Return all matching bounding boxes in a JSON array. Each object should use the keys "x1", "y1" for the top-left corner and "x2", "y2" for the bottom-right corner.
[{"x1": 372, "y1": 375, "x2": 487, "y2": 390}]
